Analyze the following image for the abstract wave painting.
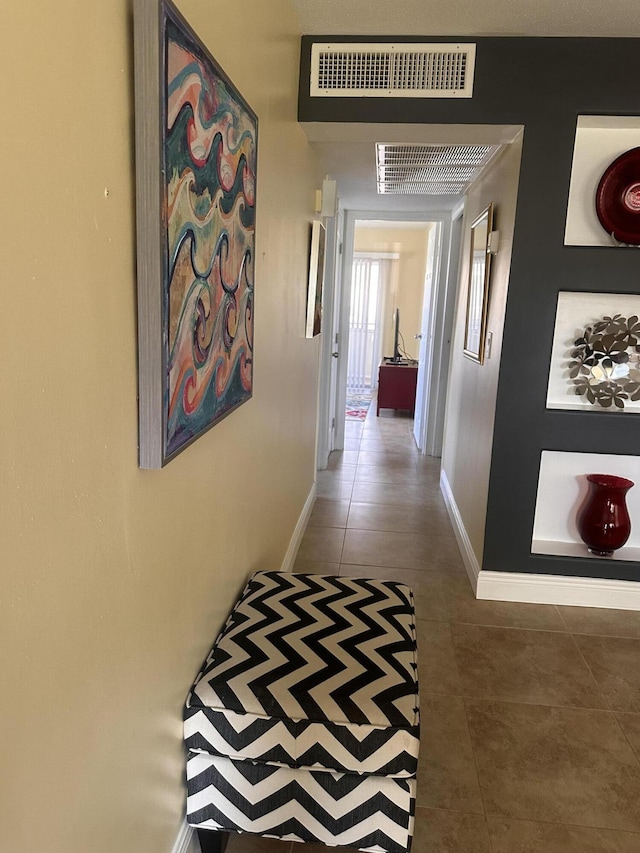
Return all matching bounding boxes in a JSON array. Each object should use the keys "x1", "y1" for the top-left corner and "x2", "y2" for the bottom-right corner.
[{"x1": 162, "y1": 3, "x2": 257, "y2": 460}]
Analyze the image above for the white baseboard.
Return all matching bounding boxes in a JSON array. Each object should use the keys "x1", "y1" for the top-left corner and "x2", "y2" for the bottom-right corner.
[
  {"x1": 477, "y1": 570, "x2": 640, "y2": 610},
  {"x1": 280, "y1": 482, "x2": 317, "y2": 573},
  {"x1": 440, "y1": 469, "x2": 640, "y2": 610},
  {"x1": 171, "y1": 819, "x2": 198, "y2": 853},
  {"x1": 439, "y1": 469, "x2": 481, "y2": 591}
]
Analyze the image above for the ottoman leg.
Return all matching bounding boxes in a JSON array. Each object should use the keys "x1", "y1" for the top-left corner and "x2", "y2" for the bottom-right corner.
[{"x1": 196, "y1": 829, "x2": 228, "y2": 853}]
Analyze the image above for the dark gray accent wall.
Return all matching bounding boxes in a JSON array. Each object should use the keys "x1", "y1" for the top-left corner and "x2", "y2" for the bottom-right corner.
[{"x1": 299, "y1": 36, "x2": 640, "y2": 582}]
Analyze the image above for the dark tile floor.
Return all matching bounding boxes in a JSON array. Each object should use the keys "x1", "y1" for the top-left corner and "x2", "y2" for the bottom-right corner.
[{"x1": 224, "y1": 407, "x2": 640, "y2": 853}]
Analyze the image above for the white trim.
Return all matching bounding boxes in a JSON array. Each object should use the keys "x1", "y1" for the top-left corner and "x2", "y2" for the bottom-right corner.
[
  {"x1": 428, "y1": 209, "x2": 463, "y2": 458},
  {"x1": 477, "y1": 570, "x2": 640, "y2": 610},
  {"x1": 353, "y1": 251, "x2": 400, "y2": 259},
  {"x1": 316, "y1": 212, "x2": 340, "y2": 469},
  {"x1": 532, "y1": 539, "x2": 640, "y2": 563},
  {"x1": 280, "y1": 483, "x2": 317, "y2": 572},
  {"x1": 451, "y1": 198, "x2": 466, "y2": 220},
  {"x1": 171, "y1": 818, "x2": 197, "y2": 853},
  {"x1": 440, "y1": 469, "x2": 640, "y2": 610},
  {"x1": 439, "y1": 469, "x2": 481, "y2": 591},
  {"x1": 418, "y1": 219, "x2": 451, "y2": 456},
  {"x1": 440, "y1": 468, "x2": 640, "y2": 610}
]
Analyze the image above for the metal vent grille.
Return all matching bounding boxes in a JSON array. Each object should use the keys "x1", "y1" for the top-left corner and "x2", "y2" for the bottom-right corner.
[
  {"x1": 376, "y1": 144, "x2": 502, "y2": 195},
  {"x1": 382, "y1": 181, "x2": 469, "y2": 195},
  {"x1": 311, "y1": 43, "x2": 475, "y2": 98}
]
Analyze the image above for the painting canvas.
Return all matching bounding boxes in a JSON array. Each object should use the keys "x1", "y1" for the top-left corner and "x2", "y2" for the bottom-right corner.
[
  {"x1": 134, "y1": 0, "x2": 257, "y2": 467},
  {"x1": 306, "y1": 220, "x2": 325, "y2": 338}
]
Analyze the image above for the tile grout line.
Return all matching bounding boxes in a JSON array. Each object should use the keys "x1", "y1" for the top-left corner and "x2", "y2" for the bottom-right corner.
[
  {"x1": 448, "y1": 604, "x2": 493, "y2": 824},
  {"x1": 480, "y1": 812, "x2": 640, "y2": 838},
  {"x1": 566, "y1": 630, "x2": 613, "y2": 713},
  {"x1": 554, "y1": 602, "x2": 571, "y2": 632},
  {"x1": 568, "y1": 628, "x2": 640, "y2": 767},
  {"x1": 460, "y1": 695, "x2": 490, "y2": 826},
  {"x1": 339, "y1": 423, "x2": 362, "y2": 570},
  {"x1": 439, "y1": 692, "x2": 623, "y2": 714},
  {"x1": 613, "y1": 714, "x2": 640, "y2": 767}
]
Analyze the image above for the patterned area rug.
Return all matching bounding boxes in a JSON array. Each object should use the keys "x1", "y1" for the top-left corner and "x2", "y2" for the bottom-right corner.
[{"x1": 346, "y1": 392, "x2": 372, "y2": 421}]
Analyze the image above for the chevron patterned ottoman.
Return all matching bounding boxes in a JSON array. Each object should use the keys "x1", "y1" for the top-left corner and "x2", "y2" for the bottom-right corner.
[{"x1": 184, "y1": 571, "x2": 419, "y2": 852}]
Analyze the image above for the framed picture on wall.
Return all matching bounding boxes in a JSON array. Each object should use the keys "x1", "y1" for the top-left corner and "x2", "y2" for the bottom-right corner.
[
  {"x1": 463, "y1": 203, "x2": 494, "y2": 364},
  {"x1": 306, "y1": 220, "x2": 326, "y2": 338},
  {"x1": 133, "y1": 0, "x2": 258, "y2": 468}
]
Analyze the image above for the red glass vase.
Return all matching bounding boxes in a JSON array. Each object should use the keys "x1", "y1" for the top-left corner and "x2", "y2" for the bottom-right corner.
[{"x1": 576, "y1": 474, "x2": 634, "y2": 557}]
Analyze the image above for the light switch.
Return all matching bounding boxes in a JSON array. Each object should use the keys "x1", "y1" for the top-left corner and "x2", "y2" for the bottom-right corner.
[{"x1": 485, "y1": 331, "x2": 493, "y2": 359}]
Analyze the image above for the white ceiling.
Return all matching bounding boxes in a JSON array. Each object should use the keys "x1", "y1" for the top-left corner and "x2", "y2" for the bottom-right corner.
[
  {"x1": 303, "y1": 123, "x2": 523, "y2": 212},
  {"x1": 292, "y1": 0, "x2": 639, "y2": 212},
  {"x1": 291, "y1": 0, "x2": 640, "y2": 39}
]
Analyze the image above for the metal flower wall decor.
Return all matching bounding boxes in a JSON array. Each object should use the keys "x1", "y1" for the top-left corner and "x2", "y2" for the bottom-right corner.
[{"x1": 569, "y1": 314, "x2": 640, "y2": 409}]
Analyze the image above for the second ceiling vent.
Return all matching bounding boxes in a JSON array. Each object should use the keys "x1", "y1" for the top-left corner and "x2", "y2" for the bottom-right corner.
[
  {"x1": 310, "y1": 43, "x2": 476, "y2": 98},
  {"x1": 376, "y1": 143, "x2": 502, "y2": 195}
]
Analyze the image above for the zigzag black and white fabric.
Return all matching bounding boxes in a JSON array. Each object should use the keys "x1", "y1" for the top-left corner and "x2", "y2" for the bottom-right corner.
[
  {"x1": 186, "y1": 752, "x2": 416, "y2": 853},
  {"x1": 185, "y1": 572, "x2": 420, "y2": 775},
  {"x1": 184, "y1": 572, "x2": 419, "y2": 852}
]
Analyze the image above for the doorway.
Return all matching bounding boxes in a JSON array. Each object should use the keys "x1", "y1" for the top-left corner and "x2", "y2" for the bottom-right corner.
[
  {"x1": 345, "y1": 251, "x2": 397, "y2": 424},
  {"x1": 327, "y1": 210, "x2": 455, "y2": 460}
]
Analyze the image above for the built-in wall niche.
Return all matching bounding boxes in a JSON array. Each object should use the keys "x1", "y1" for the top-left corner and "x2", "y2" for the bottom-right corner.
[
  {"x1": 546, "y1": 291, "x2": 640, "y2": 413},
  {"x1": 564, "y1": 115, "x2": 640, "y2": 247},
  {"x1": 532, "y1": 450, "x2": 640, "y2": 561}
]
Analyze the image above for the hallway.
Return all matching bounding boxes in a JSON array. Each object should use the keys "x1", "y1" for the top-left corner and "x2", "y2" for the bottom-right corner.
[{"x1": 231, "y1": 405, "x2": 640, "y2": 853}]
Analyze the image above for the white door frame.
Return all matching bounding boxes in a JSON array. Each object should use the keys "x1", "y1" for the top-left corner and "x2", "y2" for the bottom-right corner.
[
  {"x1": 413, "y1": 221, "x2": 443, "y2": 452},
  {"x1": 331, "y1": 208, "x2": 454, "y2": 454},
  {"x1": 316, "y1": 210, "x2": 342, "y2": 470},
  {"x1": 427, "y1": 202, "x2": 464, "y2": 457},
  {"x1": 332, "y1": 211, "x2": 356, "y2": 452}
]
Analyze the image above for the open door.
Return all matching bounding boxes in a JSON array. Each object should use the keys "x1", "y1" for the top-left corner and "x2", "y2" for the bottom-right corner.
[
  {"x1": 428, "y1": 210, "x2": 463, "y2": 456},
  {"x1": 326, "y1": 209, "x2": 344, "y2": 456},
  {"x1": 413, "y1": 224, "x2": 442, "y2": 450},
  {"x1": 316, "y1": 209, "x2": 343, "y2": 469},
  {"x1": 411, "y1": 212, "x2": 459, "y2": 457}
]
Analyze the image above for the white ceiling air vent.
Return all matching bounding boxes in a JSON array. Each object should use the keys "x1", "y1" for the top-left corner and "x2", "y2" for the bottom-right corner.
[
  {"x1": 310, "y1": 43, "x2": 476, "y2": 98},
  {"x1": 376, "y1": 144, "x2": 502, "y2": 195}
]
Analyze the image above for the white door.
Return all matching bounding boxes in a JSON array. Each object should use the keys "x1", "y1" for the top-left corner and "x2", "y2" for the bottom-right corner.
[
  {"x1": 327, "y1": 210, "x2": 344, "y2": 454},
  {"x1": 428, "y1": 211, "x2": 462, "y2": 457},
  {"x1": 332, "y1": 211, "x2": 357, "y2": 452},
  {"x1": 413, "y1": 224, "x2": 442, "y2": 450},
  {"x1": 316, "y1": 209, "x2": 343, "y2": 469}
]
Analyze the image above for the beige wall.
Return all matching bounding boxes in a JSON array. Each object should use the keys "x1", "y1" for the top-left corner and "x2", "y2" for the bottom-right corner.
[
  {"x1": 441, "y1": 136, "x2": 523, "y2": 564},
  {"x1": 0, "y1": 2, "x2": 323, "y2": 851},
  {"x1": 354, "y1": 225, "x2": 431, "y2": 361}
]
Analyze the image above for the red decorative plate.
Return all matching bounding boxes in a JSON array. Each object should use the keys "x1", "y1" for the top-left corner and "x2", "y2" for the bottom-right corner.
[{"x1": 596, "y1": 147, "x2": 640, "y2": 244}]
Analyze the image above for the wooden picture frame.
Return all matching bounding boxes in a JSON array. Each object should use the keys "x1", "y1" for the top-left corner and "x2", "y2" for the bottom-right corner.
[
  {"x1": 305, "y1": 220, "x2": 326, "y2": 338},
  {"x1": 133, "y1": 0, "x2": 258, "y2": 468},
  {"x1": 463, "y1": 203, "x2": 493, "y2": 364}
]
